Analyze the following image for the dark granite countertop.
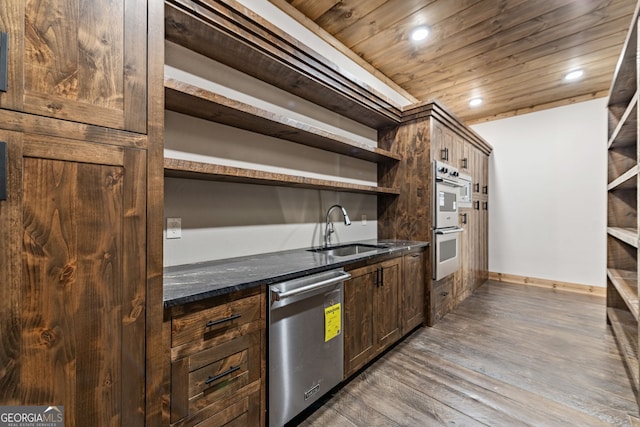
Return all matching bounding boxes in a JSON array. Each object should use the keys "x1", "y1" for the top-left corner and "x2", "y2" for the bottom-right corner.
[{"x1": 163, "y1": 239, "x2": 429, "y2": 308}]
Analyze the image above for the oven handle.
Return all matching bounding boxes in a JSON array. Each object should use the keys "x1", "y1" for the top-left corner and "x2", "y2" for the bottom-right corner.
[
  {"x1": 436, "y1": 177, "x2": 463, "y2": 187},
  {"x1": 271, "y1": 272, "x2": 351, "y2": 301},
  {"x1": 435, "y1": 227, "x2": 464, "y2": 235}
]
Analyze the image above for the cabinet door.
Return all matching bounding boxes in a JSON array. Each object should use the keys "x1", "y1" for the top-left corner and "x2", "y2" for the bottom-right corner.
[
  {"x1": 17, "y1": 135, "x2": 146, "y2": 425},
  {"x1": 432, "y1": 119, "x2": 457, "y2": 163},
  {"x1": 0, "y1": 0, "x2": 147, "y2": 133},
  {"x1": 402, "y1": 252, "x2": 425, "y2": 334},
  {"x1": 344, "y1": 264, "x2": 377, "y2": 378},
  {"x1": 459, "y1": 138, "x2": 471, "y2": 173},
  {"x1": 375, "y1": 258, "x2": 402, "y2": 351},
  {"x1": 482, "y1": 153, "x2": 489, "y2": 199}
]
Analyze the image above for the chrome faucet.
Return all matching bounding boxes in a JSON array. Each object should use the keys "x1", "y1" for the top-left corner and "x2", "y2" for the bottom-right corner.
[{"x1": 325, "y1": 204, "x2": 351, "y2": 247}]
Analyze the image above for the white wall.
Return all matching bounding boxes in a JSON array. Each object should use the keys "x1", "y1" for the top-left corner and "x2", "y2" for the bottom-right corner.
[{"x1": 471, "y1": 99, "x2": 607, "y2": 287}]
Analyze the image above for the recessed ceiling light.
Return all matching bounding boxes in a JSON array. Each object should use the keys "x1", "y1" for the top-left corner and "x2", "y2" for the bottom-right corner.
[
  {"x1": 564, "y1": 69, "x2": 584, "y2": 81},
  {"x1": 410, "y1": 25, "x2": 430, "y2": 41},
  {"x1": 469, "y1": 97, "x2": 483, "y2": 107}
]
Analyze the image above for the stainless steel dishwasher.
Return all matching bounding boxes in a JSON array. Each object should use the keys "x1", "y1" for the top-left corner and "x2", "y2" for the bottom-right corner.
[{"x1": 268, "y1": 268, "x2": 351, "y2": 426}]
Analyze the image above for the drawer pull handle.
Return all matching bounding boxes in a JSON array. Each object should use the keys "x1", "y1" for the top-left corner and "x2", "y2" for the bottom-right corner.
[
  {"x1": 441, "y1": 291, "x2": 449, "y2": 297},
  {"x1": 205, "y1": 365, "x2": 240, "y2": 385},
  {"x1": 410, "y1": 254, "x2": 420, "y2": 258},
  {"x1": 206, "y1": 314, "x2": 241, "y2": 328}
]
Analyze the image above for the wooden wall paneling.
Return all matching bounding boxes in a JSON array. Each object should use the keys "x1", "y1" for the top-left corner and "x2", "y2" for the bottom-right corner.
[
  {"x1": 0, "y1": 130, "x2": 23, "y2": 404},
  {"x1": 0, "y1": 0, "x2": 147, "y2": 132},
  {"x1": 146, "y1": 0, "x2": 165, "y2": 423},
  {"x1": 378, "y1": 119, "x2": 431, "y2": 241}
]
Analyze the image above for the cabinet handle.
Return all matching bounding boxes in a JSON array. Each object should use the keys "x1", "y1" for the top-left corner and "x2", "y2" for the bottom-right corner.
[
  {"x1": 462, "y1": 158, "x2": 468, "y2": 169},
  {"x1": 0, "y1": 32, "x2": 7, "y2": 92},
  {"x1": 205, "y1": 365, "x2": 240, "y2": 385},
  {"x1": 473, "y1": 183, "x2": 480, "y2": 193},
  {"x1": 410, "y1": 254, "x2": 420, "y2": 258},
  {"x1": 461, "y1": 213, "x2": 467, "y2": 224},
  {"x1": 0, "y1": 141, "x2": 6, "y2": 201},
  {"x1": 206, "y1": 313, "x2": 241, "y2": 328},
  {"x1": 474, "y1": 200, "x2": 480, "y2": 210},
  {"x1": 482, "y1": 201, "x2": 488, "y2": 210},
  {"x1": 441, "y1": 147, "x2": 449, "y2": 161},
  {"x1": 380, "y1": 268, "x2": 384, "y2": 287},
  {"x1": 482, "y1": 185, "x2": 488, "y2": 194}
]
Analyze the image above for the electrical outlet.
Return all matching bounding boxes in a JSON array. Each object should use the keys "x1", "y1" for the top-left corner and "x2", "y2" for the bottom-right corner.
[
  {"x1": 166, "y1": 217, "x2": 182, "y2": 239},
  {"x1": 361, "y1": 214, "x2": 367, "y2": 226}
]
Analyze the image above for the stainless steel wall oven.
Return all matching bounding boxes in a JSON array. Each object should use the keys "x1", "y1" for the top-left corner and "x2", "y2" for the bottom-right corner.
[{"x1": 433, "y1": 161, "x2": 463, "y2": 281}]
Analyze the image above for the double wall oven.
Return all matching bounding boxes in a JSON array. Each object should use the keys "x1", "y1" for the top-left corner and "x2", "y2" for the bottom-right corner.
[{"x1": 433, "y1": 161, "x2": 464, "y2": 281}]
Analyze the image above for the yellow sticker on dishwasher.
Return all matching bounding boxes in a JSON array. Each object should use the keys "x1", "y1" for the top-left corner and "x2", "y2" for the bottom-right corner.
[{"x1": 324, "y1": 303, "x2": 341, "y2": 342}]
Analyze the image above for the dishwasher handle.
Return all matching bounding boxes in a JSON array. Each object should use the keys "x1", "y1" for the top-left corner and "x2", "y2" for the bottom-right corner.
[{"x1": 271, "y1": 272, "x2": 351, "y2": 302}]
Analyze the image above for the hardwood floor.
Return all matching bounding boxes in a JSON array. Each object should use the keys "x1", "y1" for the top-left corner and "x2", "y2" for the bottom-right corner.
[{"x1": 294, "y1": 281, "x2": 639, "y2": 426}]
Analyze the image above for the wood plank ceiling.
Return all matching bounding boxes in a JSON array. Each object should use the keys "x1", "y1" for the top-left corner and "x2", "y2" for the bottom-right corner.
[{"x1": 270, "y1": 0, "x2": 637, "y2": 124}]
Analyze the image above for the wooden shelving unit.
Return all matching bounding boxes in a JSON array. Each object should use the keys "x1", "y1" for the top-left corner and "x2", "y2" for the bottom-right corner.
[
  {"x1": 164, "y1": 158, "x2": 400, "y2": 195},
  {"x1": 163, "y1": 57, "x2": 401, "y2": 197},
  {"x1": 606, "y1": 1, "x2": 640, "y2": 401}
]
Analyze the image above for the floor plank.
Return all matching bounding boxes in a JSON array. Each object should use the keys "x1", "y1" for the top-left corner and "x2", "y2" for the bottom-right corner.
[{"x1": 294, "y1": 281, "x2": 639, "y2": 426}]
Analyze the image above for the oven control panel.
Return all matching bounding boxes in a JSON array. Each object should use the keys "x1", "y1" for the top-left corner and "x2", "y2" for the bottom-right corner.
[{"x1": 434, "y1": 161, "x2": 461, "y2": 181}]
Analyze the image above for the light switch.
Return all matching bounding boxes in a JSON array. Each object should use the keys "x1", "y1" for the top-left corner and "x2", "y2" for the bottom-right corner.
[
  {"x1": 166, "y1": 217, "x2": 182, "y2": 239},
  {"x1": 361, "y1": 214, "x2": 367, "y2": 226}
]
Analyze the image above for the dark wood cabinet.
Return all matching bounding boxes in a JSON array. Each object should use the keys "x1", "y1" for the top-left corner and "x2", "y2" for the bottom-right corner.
[
  {"x1": 432, "y1": 118, "x2": 458, "y2": 164},
  {"x1": 0, "y1": 1, "x2": 163, "y2": 424},
  {"x1": 344, "y1": 256, "x2": 402, "y2": 378},
  {"x1": 0, "y1": 0, "x2": 148, "y2": 133},
  {"x1": 378, "y1": 103, "x2": 492, "y2": 325},
  {"x1": 0, "y1": 133, "x2": 147, "y2": 425},
  {"x1": 166, "y1": 287, "x2": 266, "y2": 427},
  {"x1": 402, "y1": 251, "x2": 426, "y2": 335}
]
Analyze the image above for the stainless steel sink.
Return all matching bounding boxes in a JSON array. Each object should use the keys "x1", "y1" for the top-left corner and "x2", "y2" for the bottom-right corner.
[{"x1": 307, "y1": 243, "x2": 385, "y2": 257}]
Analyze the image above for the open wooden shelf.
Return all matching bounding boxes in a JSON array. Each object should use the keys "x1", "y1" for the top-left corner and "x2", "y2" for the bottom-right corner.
[
  {"x1": 165, "y1": 78, "x2": 401, "y2": 164},
  {"x1": 608, "y1": 93, "x2": 638, "y2": 150},
  {"x1": 608, "y1": 227, "x2": 639, "y2": 248},
  {"x1": 608, "y1": 165, "x2": 639, "y2": 191},
  {"x1": 164, "y1": 0, "x2": 403, "y2": 129},
  {"x1": 608, "y1": 269, "x2": 640, "y2": 320},
  {"x1": 607, "y1": 307, "x2": 640, "y2": 389},
  {"x1": 164, "y1": 158, "x2": 400, "y2": 195}
]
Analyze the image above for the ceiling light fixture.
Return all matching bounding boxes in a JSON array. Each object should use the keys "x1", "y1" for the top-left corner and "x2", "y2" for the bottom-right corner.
[
  {"x1": 469, "y1": 97, "x2": 483, "y2": 107},
  {"x1": 564, "y1": 69, "x2": 584, "y2": 81},
  {"x1": 410, "y1": 25, "x2": 430, "y2": 41}
]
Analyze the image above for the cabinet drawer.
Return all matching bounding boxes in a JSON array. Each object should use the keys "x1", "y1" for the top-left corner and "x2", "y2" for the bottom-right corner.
[
  {"x1": 432, "y1": 280, "x2": 453, "y2": 313},
  {"x1": 171, "y1": 293, "x2": 262, "y2": 349},
  {"x1": 171, "y1": 330, "x2": 262, "y2": 424}
]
